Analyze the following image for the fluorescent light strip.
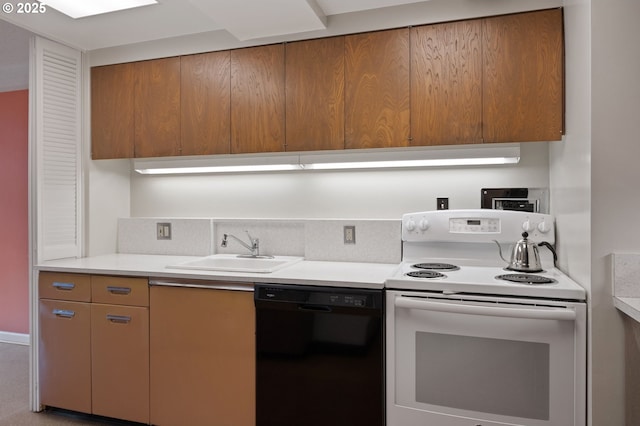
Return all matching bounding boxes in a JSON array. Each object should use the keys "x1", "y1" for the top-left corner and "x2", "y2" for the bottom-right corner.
[
  {"x1": 134, "y1": 157, "x2": 519, "y2": 175},
  {"x1": 305, "y1": 157, "x2": 519, "y2": 170},
  {"x1": 43, "y1": 0, "x2": 158, "y2": 18},
  {"x1": 135, "y1": 164, "x2": 302, "y2": 175}
]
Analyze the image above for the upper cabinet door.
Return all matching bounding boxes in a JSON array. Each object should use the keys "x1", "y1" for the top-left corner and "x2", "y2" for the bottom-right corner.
[
  {"x1": 345, "y1": 28, "x2": 410, "y2": 149},
  {"x1": 483, "y1": 8, "x2": 564, "y2": 142},
  {"x1": 231, "y1": 45, "x2": 285, "y2": 154},
  {"x1": 91, "y1": 63, "x2": 135, "y2": 159},
  {"x1": 181, "y1": 51, "x2": 231, "y2": 156},
  {"x1": 134, "y1": 57, "x2": 181, "y2": 157},
  {"x1": 411, "y1": 20, "x2": 482, "y2": 145},
  {"x1": 285, "y1": 37, "x2": 345, "y2": 152}
]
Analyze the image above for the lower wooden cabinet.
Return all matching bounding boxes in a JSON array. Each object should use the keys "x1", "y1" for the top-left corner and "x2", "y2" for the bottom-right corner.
[
  {"x1": 39, "y1": 273, "x2": 255, "y2": 426},
  {"x1": 39, "y1": 299, "x2": 92, "y2": 413},
  {"x1": 150, "y1": 284, "x2": 255, "y2": 426},
  {"x1": 38, "y1": 272, "x2": 149, "y2": 423},
  {"x1": 91, "y1": 303, "x2": 149, "y2": 423}
]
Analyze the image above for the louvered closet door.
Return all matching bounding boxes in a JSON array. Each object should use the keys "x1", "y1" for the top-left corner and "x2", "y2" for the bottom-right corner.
[{"x1": 33, "y1": 37, "x2": 83, "y2": 261}]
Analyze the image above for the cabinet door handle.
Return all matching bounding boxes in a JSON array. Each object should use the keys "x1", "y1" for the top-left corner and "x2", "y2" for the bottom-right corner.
[
  {"x1": 52, "y1": 309, "x2": 75, "y2": 318},
  {"x1": 106, "y1": 314, "x2": 131, "y2": 324},
  {"x1": 52, "y1": 282, "x2": 75, "y2": 290},
  {"x1": 106, "y1": 286, "x2": 131, "y2": 295}
]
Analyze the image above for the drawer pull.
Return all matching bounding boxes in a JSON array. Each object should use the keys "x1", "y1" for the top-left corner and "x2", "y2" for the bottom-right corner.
[
  {"x1": 106, "y1": 286, "x2": 132, "y2": 295},
  {"x1": 52, "y1": 309, "x2": 75, "y2": 318},
  {"x1": 106, "y1": 314, "x2": 131, "y2": 324},
  {"x1": 52, "y1": 282, "x2": 75, "y2": 290}
]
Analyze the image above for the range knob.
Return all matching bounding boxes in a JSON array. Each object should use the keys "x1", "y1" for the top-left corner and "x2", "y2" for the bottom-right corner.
[
  {"x1": 537, "y1": 221, "x2": 551, "y2": 233},
  {"x1": 405, "y1": 219, "x2": 416, "y2": 231},
  {"x1": 521, "y1": 220, "x2": 533, "y2": 232},
  {"x1": 418, "y1": 218, "x2": 430, "y2": 231}
]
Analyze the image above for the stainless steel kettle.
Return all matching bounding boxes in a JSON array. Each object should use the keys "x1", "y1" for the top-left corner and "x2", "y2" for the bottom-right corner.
[{"x1": 494, "y1": 232, "x2": 558, "y2": 273}]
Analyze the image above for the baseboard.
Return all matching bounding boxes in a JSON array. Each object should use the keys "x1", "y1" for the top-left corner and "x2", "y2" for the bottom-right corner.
[{"x1": 0, "y1": 331, "x2": 30, "y2": 345}]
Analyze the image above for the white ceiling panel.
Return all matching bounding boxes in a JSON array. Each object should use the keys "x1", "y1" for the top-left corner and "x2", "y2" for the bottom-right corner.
[
  {"x1": 1, "y1": 0, "x2": 433, "y2": 51},
  {"x1": 317, "y1": 0, "x2": 428, "y2": 15},
  {"x1": 190, "y1": 0, "x2": 327, "y2": 41}
]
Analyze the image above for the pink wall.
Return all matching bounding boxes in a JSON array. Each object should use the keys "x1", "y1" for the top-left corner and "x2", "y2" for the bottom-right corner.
[{"x1": 0, "y1": 90, "x2": 29, "y2": 334}]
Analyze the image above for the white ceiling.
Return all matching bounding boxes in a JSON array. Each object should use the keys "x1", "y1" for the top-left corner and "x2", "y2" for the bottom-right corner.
[
  {"x1": 1, "y1": 0, "x2": 428, "y2": 50},
  {"x1": 0, "y1": 0, "x2": 428, "y2": 92}
]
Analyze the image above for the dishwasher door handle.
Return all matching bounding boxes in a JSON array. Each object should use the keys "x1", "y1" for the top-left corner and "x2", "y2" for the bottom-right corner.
[{"x1": 298, "y1": 304, "x2": 332, "y2": 313}]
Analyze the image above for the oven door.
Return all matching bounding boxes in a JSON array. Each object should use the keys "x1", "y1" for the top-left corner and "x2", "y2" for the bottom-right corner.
[{"x1": 386, "y1": 290, "x2": 586, "y2": 426}]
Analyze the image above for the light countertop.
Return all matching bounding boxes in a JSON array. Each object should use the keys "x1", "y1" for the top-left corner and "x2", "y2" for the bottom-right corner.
[
  {"x1": 614, "y1": 297, "x2": 640, "y2": 323},
  {"x1": 37, "y1": 253, "x2": 400, "y2": 290},
  {"x1": 612, "y1": 253, "x2": 640, "y2": 322}
]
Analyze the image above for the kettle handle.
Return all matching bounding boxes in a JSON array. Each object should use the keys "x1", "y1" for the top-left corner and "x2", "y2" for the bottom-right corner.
[
  {"x1": 493, "y1": 240, "x2": 508, "y2": 263},
  {"x1": 538, "y1": 242, "x2": 558, "y2": 267}
]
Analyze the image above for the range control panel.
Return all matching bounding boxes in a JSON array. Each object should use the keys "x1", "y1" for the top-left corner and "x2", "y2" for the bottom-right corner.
[
  {"x1": 449, "y1": 217, "x2": 500, "y2": 233},
  {"x1": 402, "y1": 209, "x2": 555, "y2": 244}
]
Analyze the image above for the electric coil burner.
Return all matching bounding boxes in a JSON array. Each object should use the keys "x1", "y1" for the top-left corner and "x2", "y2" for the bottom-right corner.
[
  {"x1": 412, "y1": 262, "x2": 460, "y2": 271},
  {"x1": 405, "y1": 270, "x2": 446, "y2": 279},
  {"x1": 496, "y1": 273, "x2": 556, "y2": 285}
]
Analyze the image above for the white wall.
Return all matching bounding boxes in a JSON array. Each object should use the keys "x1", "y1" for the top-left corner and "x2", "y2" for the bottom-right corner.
[
  {"x1": 552, "y1": 0, "x2": 640, "y2": 424},
  {"x1": 548, "y1": 0, "x2": 595, "y2": 418},
  {"x1": 129, "y1": 143, "x2": 549, "y2": 219},
  {"x1": 590, "y1": 0, "x2": 640, "y2": 424}
]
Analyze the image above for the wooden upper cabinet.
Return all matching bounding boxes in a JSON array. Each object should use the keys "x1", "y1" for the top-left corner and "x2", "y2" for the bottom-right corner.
[
  {"x1": 230, "y1": 44, "x2": 285, "y2": 154},
  {"x1": 91, "y1": 63, "x2": 135, "y2": 159},
  {"x1": 483, "y1": 8, "x2": 564, "y2": 142},
  {"x1": 345, "y1": 28, "x2": 410, "y2": 149},
  {"x1": 285, "y1": 37, "x2": 345, "y2": 152},
  {"x1": 411, "y1": 20, "x2": 483, "y2": 145},
  {"x1": 181, "y1": 51, "x2": 231, "y2": 156},
  {"x1": 134, "y1": 57, "x2": 181, "y2": 157}
]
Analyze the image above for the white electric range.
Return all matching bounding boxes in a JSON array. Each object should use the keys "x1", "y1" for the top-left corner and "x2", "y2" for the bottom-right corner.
[{"x1": 385, "y1": 209, "x2": 587, "y2": 426}]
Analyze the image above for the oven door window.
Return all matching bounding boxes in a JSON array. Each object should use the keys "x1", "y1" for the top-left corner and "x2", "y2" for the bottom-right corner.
[
  {"x1": 416, "y1": 332, "x2": 549, "y2": 419},
  {"x1": 392, "y1": 295, "x2": 577, "y2": 425}
]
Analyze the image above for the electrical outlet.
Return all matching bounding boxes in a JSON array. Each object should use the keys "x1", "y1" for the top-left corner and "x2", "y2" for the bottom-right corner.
[
  {"x1": 437, "y1": 197, "x2": 449, "y2": 210},
  {"x1": 344, "y1": 225, "x2": 356, "y2": 244},
  {"x1": 157, "y1": 222, "x2": 172, "y2": 240}
]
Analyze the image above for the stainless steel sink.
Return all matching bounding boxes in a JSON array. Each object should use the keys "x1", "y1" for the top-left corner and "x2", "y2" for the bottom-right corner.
[{"x1": 166, "y1": 254, "x2": 303, "y2": 273}]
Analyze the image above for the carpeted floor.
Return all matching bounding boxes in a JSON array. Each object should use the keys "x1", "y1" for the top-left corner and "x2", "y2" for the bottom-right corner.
[{"x1": 0, "y1": 343, "x2": 130, "y2": 426}]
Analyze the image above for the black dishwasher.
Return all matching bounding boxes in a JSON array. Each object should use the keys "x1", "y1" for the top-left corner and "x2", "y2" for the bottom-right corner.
[{"x1": 255, "y1": 283, "x2": 384, "y2": 426}]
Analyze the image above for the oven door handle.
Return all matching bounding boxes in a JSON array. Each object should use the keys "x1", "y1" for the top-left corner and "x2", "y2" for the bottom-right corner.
[{"x1": 395, "y1": 297, "x2": 576, "y2": 321}]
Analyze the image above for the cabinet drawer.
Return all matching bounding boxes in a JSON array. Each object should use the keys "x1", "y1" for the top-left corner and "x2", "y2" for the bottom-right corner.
[
  {"x1": 39, "y1": 272, "x2": 91, "y2": 302},
  {"x1": 91, "y1": 276, "x2": 149, "y2": 307}
]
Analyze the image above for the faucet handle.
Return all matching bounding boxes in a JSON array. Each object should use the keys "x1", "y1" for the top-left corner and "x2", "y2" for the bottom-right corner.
[{"x1": 245, "y1": 230, "x2": 257, "y2": 243}]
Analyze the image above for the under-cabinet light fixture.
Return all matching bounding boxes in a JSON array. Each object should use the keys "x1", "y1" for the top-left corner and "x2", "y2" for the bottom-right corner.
[
  {"x1": 132, "y1": 144, "x2": 521, "y2": 175},
  {"x1": 42, "y1": 0, "x2": 158, "y2": 19},
  {"x1": 304, "y1": 157, "x2": 519, "y2": 170}
]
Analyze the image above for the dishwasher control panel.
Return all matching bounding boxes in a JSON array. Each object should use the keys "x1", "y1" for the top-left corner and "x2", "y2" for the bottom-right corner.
[{"x1": 255, "y1": 284, "x2": 381, "y2": 309}]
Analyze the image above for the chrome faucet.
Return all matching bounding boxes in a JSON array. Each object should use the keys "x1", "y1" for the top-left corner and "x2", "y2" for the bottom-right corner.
[{"x1": 221, "y1": 231, "x2": 261, "y2": 257}]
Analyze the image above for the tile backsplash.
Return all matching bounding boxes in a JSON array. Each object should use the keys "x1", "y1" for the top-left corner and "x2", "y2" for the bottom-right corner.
[
  {"x1": 118, "y1": 218, "x2": 214, "y2": 256},
  {"x1": 118, "y1": 217, "x2": 401, "y2": 264}
]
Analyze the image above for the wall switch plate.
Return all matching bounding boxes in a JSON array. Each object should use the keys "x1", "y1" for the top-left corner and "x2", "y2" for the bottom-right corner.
[
  {"x1": 437, "y1": 197, "x2": 449, "y2": 210},
  {"x1": 157, "y1": 222, "x2": 172, "y2": 240},
  {"x1": 344, "y1": 225, "x2": 356, "y2": 244}
]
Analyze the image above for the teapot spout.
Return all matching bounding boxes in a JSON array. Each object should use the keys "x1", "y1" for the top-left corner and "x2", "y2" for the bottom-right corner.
[{"x1": 493, "y1": 240, "x2": 508, "y2": 263}]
